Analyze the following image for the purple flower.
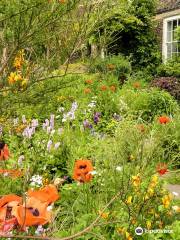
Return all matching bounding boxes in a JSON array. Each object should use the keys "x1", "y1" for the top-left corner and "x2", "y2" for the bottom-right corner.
[
  {"x1": 94, "y1": 112, "x2": 101, "y2": 124},
  {"x1": 0, "y1": 126, "x2": 2, "y2": 136},
  {"x1": 47, "y1": 140, "x2": 53, "y2": 152},
  {"x1": 50, "y1": 114, "x2": 55, "y2": 129},
  {"x1": 83, "y1": 120, "x2": 93, "y2": 129}
]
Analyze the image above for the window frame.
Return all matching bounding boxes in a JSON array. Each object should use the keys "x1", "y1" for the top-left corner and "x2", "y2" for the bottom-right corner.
[{"x1": 163, "y1": 15, "x2": 180, "y2": 61}]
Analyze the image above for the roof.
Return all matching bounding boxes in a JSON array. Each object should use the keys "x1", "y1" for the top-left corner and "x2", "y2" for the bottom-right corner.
[{"x1": 157, "y1": 0, "x2": 180, "y2": 14}]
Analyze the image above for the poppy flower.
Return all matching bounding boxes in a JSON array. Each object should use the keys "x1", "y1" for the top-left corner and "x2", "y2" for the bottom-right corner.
[
  {"x1": 85, "y1": 79, "x2": 93, "y2": 84},
  {"x1": 84, "y1": 88, "x2": 91, "y2": 94},
  {"x1": 156, "y1": 163, "x2": 168, "y2": 175},
  {"x1": 100, "y1": 85, "x2": 107, "y2": 91},
  {"x1": 73, "y1": 159, "x2": 93, "y2": 183},
  {"x1": 12, "y1": 201, "x2": 51, "y2": 227},
  {"x1": 133, "y1": 82, "x2": 140, "y2": 89},
  {"x1": 158, "y1": 116, "x2": 171, "y2": 124},
  {"x1": 0, "y1": 142, "x2": 10, "y2": 161},
  {"x1": 27, "y1": 184, "x2": 59, "y2": 205},
  {"x1": 0, "y1": 169, "x2": 23, "y2": 178},
  {"x1": 0, "y1": 194, "x2": 22, "y2": 232},
  {"x1": 110, "y1": 85, "x2": 116, "y2": 92}
]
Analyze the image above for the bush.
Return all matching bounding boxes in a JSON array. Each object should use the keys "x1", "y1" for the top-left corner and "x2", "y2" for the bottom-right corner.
[
  {"x1": 120, "y1": 88, "x2": 179, "y2": 121},
  {"x1": 89, "y1": 55, "x2": 131, "y2": 83},
  {"x1": 157, "y1": 59, "x2": 180, "y2": 78},
  {"x1": 151, "y1": 77, "x2": 180, "y2": 101}
]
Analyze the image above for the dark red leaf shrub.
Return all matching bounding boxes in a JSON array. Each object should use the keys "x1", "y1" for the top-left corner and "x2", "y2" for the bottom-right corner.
[{"x1": 151, "y1": 77, "x2": 180, "y2": 101}]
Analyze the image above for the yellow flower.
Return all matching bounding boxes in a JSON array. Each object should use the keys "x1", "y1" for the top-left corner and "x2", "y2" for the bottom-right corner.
[
  {"x1": 125, "y1": 231, "x2": 133, "y2": 240},
  {"x1": 147, "y1": 187, "x2": 154, "y2": 196},
  {"x1": 126, "y1": 196, "x2": 132, "y2": 205},
  {"x1": 150, "y1": 175, "x2": 158, "y2": 188},
  {"x1": 146, "y1": 220, "x2": 151, "y2": 229},
  {"x1": 99, "y1": 211, "x2": 109, "y2": 219},
  {"x1": 13, "y1": 50, "x2": 25, "y2": 69},
  {"x1": 132, "y1": 174, "x2": 141, "y2": 187},
  {"x1": 21, "y1": 79, "x2": 28, "y2": 87},
  {"x1": 144, "y1": 194, "x2": 149, "y2": 200},
  {"x1": 8, "y1": 72, "x2": 22, "y2": 84},
  {"x1": 117, "y1": 227, "x2": 126, "y2": 234},
  {"x1": 162, "y1": 194, "x2": 172, "y2": 208}
]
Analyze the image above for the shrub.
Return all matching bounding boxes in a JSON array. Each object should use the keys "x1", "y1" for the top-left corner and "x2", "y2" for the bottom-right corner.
[
  {"x1": 157, "y1": 59, "x2": 180, "y2": 78},
  {"x1": 89, "y1": 55, "x2": 131, "y2": 83},
  {"x1": 120, "y1": 88, "x2": 179, "y2": 122},
  {"x1": 151, "y1": 77, "x2": 180, "y2": 101}
]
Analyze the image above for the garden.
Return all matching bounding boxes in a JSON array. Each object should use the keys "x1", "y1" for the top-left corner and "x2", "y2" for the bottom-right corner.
[{"x1": 0, "y1": 0, "x2": 180, "y2": 240}]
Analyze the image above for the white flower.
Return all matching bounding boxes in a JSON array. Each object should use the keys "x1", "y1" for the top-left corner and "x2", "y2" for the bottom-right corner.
[
  {"x1": 89, "y1": 171, "x2": 97, "y2": 175},
  {"x1": 116, "y1": 166, "x2": 122, "y2": 171},
  {"x1": 18, "y1": 155, "x2": 25, "y2": 166},
  {"x1": 35, "y1": 225, "x2": 44, "y2": 235},
  {"x1": 58, "y1": 107, "x2": 65, "y2": 112},
  {"x1": 172, "y1": 192, "x2": 179, "y2": 196},
  {"x1": 172, "y1": 205, "x2": 179, "y2": 212},
  {"x1": 54, "y1": 142, "x2": 60, "y2": 149}
]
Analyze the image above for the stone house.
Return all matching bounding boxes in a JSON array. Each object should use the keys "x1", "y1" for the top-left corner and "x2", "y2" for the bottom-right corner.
[{"x1": 155, "y1": 0, "x2": 180, "y2": 61}]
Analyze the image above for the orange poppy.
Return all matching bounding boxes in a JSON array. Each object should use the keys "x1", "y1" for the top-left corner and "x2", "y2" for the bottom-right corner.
[
  {"x1": 110, "y1": 85, "x2": 116, "y2": 92},
  {"x1": 27, "y1": 184, "x2": 59, "y2": 204},
  {"x1": 0, "y1": 194, "x2": 22, "y2": 209},
  {"x1": 100, "y1": 85, "x2": 107, "y2": 91},
  {"x1": 0, "y1": 194, "x2": 22, "y2": 232},
  {"x1": 12, "y1": 204, "x2": 50, "y2": 227},
  {"x1": 12, "y1": 195, "x2": 52, "y2": 227},
  {"x1": 84, "y1": 88, "x2": 91, "y2": 94},
  {"x1": 0, "y1": 143, "x2": 10, "y2": 161},
  {"x1": 158, "y1": 116, "x2": 171, "y2": 124},
  {"x1": 73, "y1": 159, "x2": 93, "y2": 183},
  {"x1": 0, "y1": 169, "x2": 23, "y2": 178},
  {"x1": 133, "y1": 82, "x2": 141, "y2": 89},
  {"x1": 85, "y1": 79, "x2": 93, "y2": 84}
]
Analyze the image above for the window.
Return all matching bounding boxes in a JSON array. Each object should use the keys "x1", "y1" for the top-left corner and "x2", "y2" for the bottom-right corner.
[{"x1": 163, "y1": 15, "x2": 180, "y2": 61}]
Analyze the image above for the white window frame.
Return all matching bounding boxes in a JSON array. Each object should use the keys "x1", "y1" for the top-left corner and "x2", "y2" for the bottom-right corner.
[{"x1": 163, "y1": 15, "x2": 180, "y2": 61}]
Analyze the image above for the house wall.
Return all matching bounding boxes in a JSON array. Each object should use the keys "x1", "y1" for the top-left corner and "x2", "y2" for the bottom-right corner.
[{"x1": 155, "y1": 8, "x2": 180, "y2": 61}]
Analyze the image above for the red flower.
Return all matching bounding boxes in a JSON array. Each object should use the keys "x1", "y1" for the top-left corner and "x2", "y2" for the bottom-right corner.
[
  {"x1": 85, "y1": 79, "x2": 93, "y2": 84},
  {"x1": 156, "y1": 163, "x2": 168, "y2": 175},
  {"x1": 158, "y1": 116, "x2": 171, "y2": 124},
  {"x1": 84, "y1": 88, "x2": 91, "y2": 94},
  {"x1": 109, "y1": 85, "x2": 116, "y2": 92},
  {"x1": 73, "y1": 159, "x2": 93, "y2": 183},
  {"x1": 100, "y1": 85, "x2": 107, "y2": 91},
  {"x1": 0, "y1": 142, "x2": 10, "y2": 161},
  {"x1": 133, "y1": 82, "x2": 140, "y2": 89}
]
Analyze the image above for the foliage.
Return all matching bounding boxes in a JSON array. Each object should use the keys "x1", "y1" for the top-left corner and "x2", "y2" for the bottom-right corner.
[
  {"x1": 119, "y1": 87, "x2": 179, "y2": 122},
  {"x1": 157, "y1": 59, "x2": 180, "y2": 78},
  {"x1": 89, "y1": 54, "x2": 131, "y2": 81},
  {"x1": 151, "y1": 77, "x2": 180, "y2": 101},
  {"x1": 91, "y1": 0, "x2": 160, "y2": 68}
]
